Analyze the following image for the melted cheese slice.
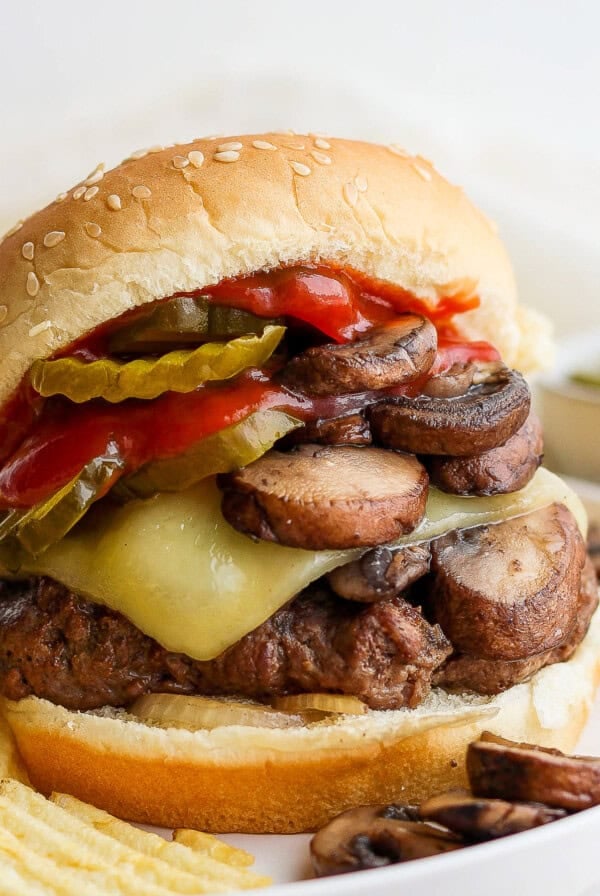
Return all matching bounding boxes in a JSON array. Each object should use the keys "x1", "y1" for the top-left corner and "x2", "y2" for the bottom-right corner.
[{"x1": 24, "y1": 469, "x2": 585, "y2": 660}]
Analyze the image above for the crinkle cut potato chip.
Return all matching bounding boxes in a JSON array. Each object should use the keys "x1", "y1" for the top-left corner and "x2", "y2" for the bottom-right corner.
[
  {"x1": 0, "y1": 777, "x2": 270, "y2": 894},
  {"x1": 0, "y1": 713, "x2": 28, "y2": 783}
]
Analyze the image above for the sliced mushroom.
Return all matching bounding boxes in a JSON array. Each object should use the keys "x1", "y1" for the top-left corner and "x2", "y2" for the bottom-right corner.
[
  {"x1": 328, "y1": 543, "x2": 431, "y2": 602},
  {"x1": 422, "y1": 361, "x2": 477, "y2": 398},
  {"x1": 427, "y1": 503, "x2": 585, "y2": 660},
  {"x1": 283, "y1": 412, "x2": 372, "y2": 448},
  {"x1": 219, "y1": 445, "x2": 429, "y2": 550},
  {"x1": 435, "y1": 554, "x2": 599, "y2": 693},
  {"x1": 280, "y1": 315, "x2": 437, "y2": 396},
  {"x1": 369, "y1": 364, "x2": 530, "y2": 455},
  {"x1": 310, "y1": 805, "x2": 462, "y2": 876},
  {"x1": 468, "y1": 732, "x2": 600, "y2": 811},
  {"x1": 418, "y1": 790, "x2": 566, "y2": 841},
  {"x1": 427, "y1": 412, "x2": 544, "y2": 496}
]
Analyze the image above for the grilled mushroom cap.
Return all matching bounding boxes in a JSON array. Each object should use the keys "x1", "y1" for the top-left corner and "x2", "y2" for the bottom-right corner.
[
  {"x1": 310, "y1": 804, "x2": 461, "y2": 876},
  {"x1": 219, "y1": 445, "x2": 429, "y2": 550},
  {"x1": 468, "y1": 732, "x2": 600, "y2": 811},
  {"x1": 328, "y1": 543, "x2": 431, "y2": 602},
  {"x1": 282, "y1": 412, "x2": 372, "y2": 447},
  {"x1": 369, "y1": 364, "x2": 530, "y2": 456},
  {"x1": 435, "y1": 556, "x2": 599, "y2": 694},
  {"x1": 426, "y1": 412, "x2": 544, "y2": 496},
  {"x1": 419, "y1": 789, "x2": 566, "y2": 841},
  {"x1": 280, "y1": 315, "x2": 437, "y2": 395},
  {"x1": 427, "y1": 503, "x2": 585, "y2": 660}
]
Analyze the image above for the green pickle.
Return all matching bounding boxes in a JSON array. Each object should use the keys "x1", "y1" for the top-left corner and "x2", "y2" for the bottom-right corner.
[
  {"x1": 571, "y1": 370, "x2": 600, "y2": 389},
  {"x1": 118, "y1": 409, "x2": 302, "y2": 499},
  {"x1": 29, "y1": 325, "x2": 285, "y2": 404},
  {"x1": 0, "y1": 446, "x2": 124, "y2": 562},
  {"x1": 109, "y1": 295, "x2": 281, "y2": 354}
]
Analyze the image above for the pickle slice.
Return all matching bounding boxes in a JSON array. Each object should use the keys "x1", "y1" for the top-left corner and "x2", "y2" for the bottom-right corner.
[
  {"x1": 29, "y1": 325, "x2": 285, "y2": 404},
  {"x1": 0, "y1": 445, "x2": 124, "y2": 558},
  {"x1": 109, "y1": 295, "x2": 280, "y2": 353},
  {"x1": 119, "y1": 409, "x2": 302, "y2": 499}
]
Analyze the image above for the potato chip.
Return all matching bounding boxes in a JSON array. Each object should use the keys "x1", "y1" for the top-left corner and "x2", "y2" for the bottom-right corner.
[
  {"x1": 0, "y1": 707, "x2": 28, "y2": 782},
  {"x1": 174, "y1": 829, "x2": 255, "y2": 867},
  {"x1": 0, "y1": 778, "x2": 270, "y2": 894},
  {"x1": 51, "y1": 791, "x2": 268, "y2": 888}
]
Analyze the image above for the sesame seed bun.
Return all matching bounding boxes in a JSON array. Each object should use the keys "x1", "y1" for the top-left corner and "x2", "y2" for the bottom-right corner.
[
  {"x1": 0, "y1": 133, "x2": 552, "y2": 408},
  {"x1": 4, "y1": 605, "x2": 599, "y2": 834}
]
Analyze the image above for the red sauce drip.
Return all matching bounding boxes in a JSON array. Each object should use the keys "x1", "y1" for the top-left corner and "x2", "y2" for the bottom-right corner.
[{"x1": 0, "y1": 266, "x2": 498, "y2": 509}]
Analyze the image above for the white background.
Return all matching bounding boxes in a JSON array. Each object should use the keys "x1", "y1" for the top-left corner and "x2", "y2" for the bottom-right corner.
[{"x1": 1, "y1": 1, "x2": 599, "y2": 331}]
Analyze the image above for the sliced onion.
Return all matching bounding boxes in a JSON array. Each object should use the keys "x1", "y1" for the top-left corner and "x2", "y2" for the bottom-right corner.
[
  {"x1": 271, "y1": 693, "x2": 368, "y2": 716},
  {"x1": 131, "y1": 694, "x2": 304, "y2": 730}
]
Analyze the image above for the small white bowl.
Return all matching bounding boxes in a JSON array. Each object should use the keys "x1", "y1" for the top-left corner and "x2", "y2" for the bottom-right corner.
[{"x1": 535, "y1": 329, "x2": 600, "y2": 483}]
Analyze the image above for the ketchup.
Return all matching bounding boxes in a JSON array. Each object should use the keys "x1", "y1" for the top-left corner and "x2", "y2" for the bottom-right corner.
[{"x1": 0, "y1": 266, "x2": 499, "y2": 509}]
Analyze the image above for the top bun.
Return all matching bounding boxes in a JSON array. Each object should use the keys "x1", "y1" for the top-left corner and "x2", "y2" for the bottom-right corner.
[{"x1": 0, "y1": 133, "x2": 552, "y2": 407}]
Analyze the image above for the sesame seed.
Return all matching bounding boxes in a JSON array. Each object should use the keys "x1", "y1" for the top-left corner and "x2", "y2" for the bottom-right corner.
[
  {"x1": 148, "y1": 145, "x2": 164, "y2": 153},
  {"x1": 83, "y1": 185, "x2": 99, "y2": 201},
  {"x1": 85, "y1": 222, "x2": 102, "y2": 238},
  {"x1": 73, "y1": 186, "x2": 86, "y2": 200},
  {"x1": 355, "y1": 175, "x2": 368, "y2": 192},
  {"x1": 84, "y1": 166, "x2": 105, "y2": 186},
  {"x1": 314, "y1": 138, "x2": 331, "y2": 150},
  {"x1": 214, "y1": 150, "x2": 240, "y2": 163},
  {"x1": 22, "y1": 242, "x2": 35, "y2": 261},
  {"x1": 3, "y1": 220, "x2": 24, "y2": 239},
  {"x1": 43, "y1": 231, "x2": 66, "y2": 248},
  {"x1": 285, "y1": 142, "x2": 305, "y2": 151},
  {"x1": 29, "y1": 320, "x2": 52, "y2": 337},
  {"x1": 388, "y1": 144, "x2": 410, "y2": 158},
  {"x1": 217, "y1": 141, "x2": 243, "y2": 152},
  {"x1": 290, "y1": 161, "x2": 311, "y2": 177},
  {"x1": 55, "y1": 192, "x2": 68, "y2": 203},
  {"x1": 252, "y1": 140, "x2": 277, "y2": 151},
  {"x1": 0, "y1": 305, "x2": 7, "y2": 324},
  {"x1": 412, "y1": 162, "x2": 432, "y2": 182},
  {"x1": 343, "y1": 182, "x2": 359, "y2": 207},
  {"x1": 27, "y1": 272, "x2": 40, "y2": 297},
  {"x1": 132, "y1": 185, "x2": 152, "y2": 199},
  {"x1": 172, "y1": 155, "x2": 190, "y2": 169},
  {"x1": 310, "y1": 150, "x2": 331, "y2": 165},
  {"x1": 187, "y1": 150, "x2": 204, "y2": 168},
  {"x1": 129, "y1": 148, "x2": 149, "y2": 160},
  {"x1": 107, "y1": 194, "x2": 122, "y2": 210}
]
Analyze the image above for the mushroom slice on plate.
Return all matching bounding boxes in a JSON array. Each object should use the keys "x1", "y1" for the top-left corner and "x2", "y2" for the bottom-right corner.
[
  {"x1": 328, "y1": 543, "x2": 431, "y2": 602},
  {"x1": 369, "y1": 364, "x2": 530, "y2": 455},
  {"x1": 418, "y1": 789, "x2": 566, "y2": 841},
  {"x1": 426, "y1": 412, "x2": 544, "y2": 496},
  {"x1": 468, "y1": 732, "x2": 600, "y2": 812},
  {"x1": 310, "y1": 804, "x2": 461, "y2": 876},
  {"x1": 219, "y1": 445, "x2": 428, "y2": 550},
  {"x1": 427, "y1": 503, "x2": 585, "y2": 660},
  {"x1": 280, "y1": 315, "x2": 437, "y2": 395}
]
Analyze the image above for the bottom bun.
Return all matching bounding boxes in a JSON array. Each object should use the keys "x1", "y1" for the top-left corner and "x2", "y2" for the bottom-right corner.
[{"x1": 5, "y1": 607, "x2": 600, "y2": 834}]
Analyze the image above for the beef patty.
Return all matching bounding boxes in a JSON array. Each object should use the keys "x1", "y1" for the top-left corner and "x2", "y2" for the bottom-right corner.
[{"x1": 0, "y1": 578, "x2": 451, "y2": 712}]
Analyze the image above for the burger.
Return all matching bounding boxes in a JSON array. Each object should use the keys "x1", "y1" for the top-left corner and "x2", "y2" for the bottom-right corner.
[{"x1": 0, "y1": 134, "x2": 597, "y2": 834}]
